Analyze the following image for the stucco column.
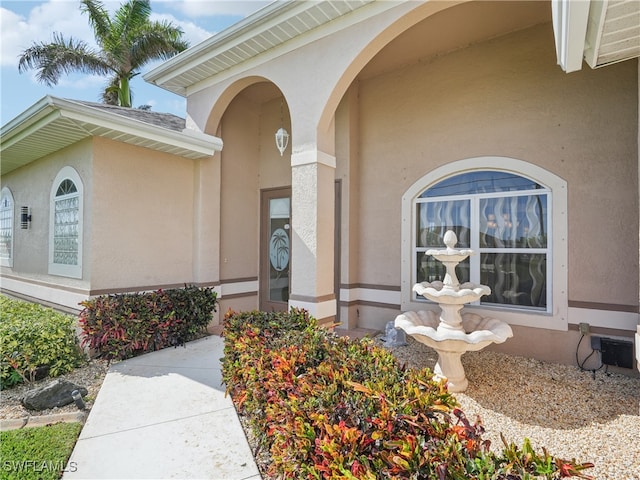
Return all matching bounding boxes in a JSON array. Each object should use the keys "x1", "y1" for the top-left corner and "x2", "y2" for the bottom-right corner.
[
  {"x1": 192, "y1": 152, "x2": 221, "y2": 322},
  {"x1": 288, "y1": 146, "x2": 336, "y2": 323}
]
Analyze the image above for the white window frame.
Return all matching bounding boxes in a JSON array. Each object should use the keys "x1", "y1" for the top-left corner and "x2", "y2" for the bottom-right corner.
[
  {"x1": 49, "y1": 166, "x2": 83, "y2": 279},
  {"x1": 401, "y1": 157, "x2": 568, "y2": 331},
  {"x1": 0, "y1": 187, "x2": 14, "y2": 267}
]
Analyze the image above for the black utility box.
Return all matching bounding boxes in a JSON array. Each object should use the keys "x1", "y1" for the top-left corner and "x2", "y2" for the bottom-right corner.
[{"x1": 600, "y1": 337, "x2": 634, "y2": 369}]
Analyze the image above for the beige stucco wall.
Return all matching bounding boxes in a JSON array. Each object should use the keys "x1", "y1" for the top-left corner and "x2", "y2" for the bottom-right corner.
[
  {"x1": 90, "y1": 137, "x2": 195, "y2": 291},
  {"x1": 201, "y1": 4, "x2": 637, "y2": 342},
  {"x1": 351, "y1": 22, "x2": 638, "y2": 309},
  {"x1": 0, "y1": 139, "x2": 93, "y2": 289},
  {"x1": 217, "y1": 90, "x2": 291, "y2": 302},
  {"x1": 219, "y1": 94, "x2": 260, "y2": 282},
  {"x1": 258, "y1": 97, "x2": 292, "y2": 190},
  {"x1": 335, "y1": 85, "x2": 360, "y2": 291}
]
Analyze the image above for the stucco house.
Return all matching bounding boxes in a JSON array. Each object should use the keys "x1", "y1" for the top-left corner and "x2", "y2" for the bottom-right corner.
[{"x1": 1, "y1": 0, "x2": 639, "y2": 370}]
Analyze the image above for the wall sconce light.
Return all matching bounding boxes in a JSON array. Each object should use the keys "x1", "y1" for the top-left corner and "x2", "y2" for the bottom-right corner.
[
  {"x1": 275, "y1": 100, "x2": 289, "y2": 156},
  {"x1": 21, "y1": 206, "x2": 31, "y2": 229}
]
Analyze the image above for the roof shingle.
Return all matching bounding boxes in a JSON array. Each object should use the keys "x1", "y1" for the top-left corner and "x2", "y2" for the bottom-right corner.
[{"x1": 70, "y1": 100, "x2": 186, "y2": 132}]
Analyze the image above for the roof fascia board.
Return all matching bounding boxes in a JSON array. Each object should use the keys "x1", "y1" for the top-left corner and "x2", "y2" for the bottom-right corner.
[
  {"x1": 184, "y1": 0, "x2": 398, "y2": 97},
  {"x1": 583, "y1": 0, "x2": 607, "y2": 68},
  {"x1": 144, "y1": 0, "x2": 301, "y2": 90},
  {"x1": 145, "y1": 0, "x2": 391, "y2": 96},
  {"x1": 552, "y1": 0, "x2": 591, "y2": 73},
  {"x1": 0, "y1": 100, "x2": 65, "y2": 153},
  {"x1": 57, "y1": 101, "x2": 222, "y2": 154},
  {"x1": 0, "y1": 111, "x2": 66, "y2": 154},
  {"x1": 1, "y1": 96, "x2": 222, "y2": 169},
  {"x1": 1, "y1": 96, "x2": 59, "y2": 143}
]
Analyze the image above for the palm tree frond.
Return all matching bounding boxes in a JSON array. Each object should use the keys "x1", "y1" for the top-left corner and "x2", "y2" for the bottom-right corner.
[
  {"x1": 18, "y1": 32, "x2": 111, "y2": 87},
  {"x1": 112, "y1": 0, "x2": 151, "y2": 39},
  {"x1": 100, "y1": 0, "x2": 153, "y2": 76},
  {"x1": 129, "y1": 23, "x2": 189, "y2": 69},
  {"x1": 101, "y1": 76, "x2": 120, "y2": 105},
  {"x1": 17, "y1": 0, "x2": 186, "y2": 107},
  {"x1": 80, "y1": 0, "x2": 111, "y2": 48}
]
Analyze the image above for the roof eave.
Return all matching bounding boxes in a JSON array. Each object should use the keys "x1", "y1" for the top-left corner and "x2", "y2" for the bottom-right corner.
[
  {"x1": 144, "y1": 0, "x2": 297, "y2": 95},
  {"x1": 1, "y1": 96, "x2": 222, "y2": 176},
  {"x1": 57, "y1": 97, "x2": 223, "y2": 153}
]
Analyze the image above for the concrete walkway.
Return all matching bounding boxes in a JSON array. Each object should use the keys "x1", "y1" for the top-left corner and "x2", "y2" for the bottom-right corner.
[{"x1": 64, "y1": 335, "x2": 260, "y2": 480}]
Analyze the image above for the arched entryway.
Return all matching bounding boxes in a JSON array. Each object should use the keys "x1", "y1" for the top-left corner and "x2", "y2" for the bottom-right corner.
[{"x1": 206, "y1": 80, "x2": 293, "y2": 313}]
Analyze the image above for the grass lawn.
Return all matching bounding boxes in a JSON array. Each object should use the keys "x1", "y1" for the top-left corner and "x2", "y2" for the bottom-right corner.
[{"x1": 0, "y1": 422, "x2": 82, "y2": 480}]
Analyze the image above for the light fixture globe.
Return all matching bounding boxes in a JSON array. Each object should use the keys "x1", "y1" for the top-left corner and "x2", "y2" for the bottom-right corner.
[{"x1": 275, "y1": 127, "x2": 289, "y2": 156}]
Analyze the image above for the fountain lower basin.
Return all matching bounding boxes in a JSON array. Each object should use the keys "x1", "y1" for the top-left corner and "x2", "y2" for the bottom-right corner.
[{"x1": 395, "y1": 310, "x2": 513, "y2": 392}]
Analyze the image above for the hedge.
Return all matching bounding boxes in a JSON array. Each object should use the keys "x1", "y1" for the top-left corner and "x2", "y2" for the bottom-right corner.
[
  {"x1": 79, "y1": 285, "x2": 217, "y2": 360},
  {"x1": 221, "y1": 309, "x2": 594, "y2": 479}
]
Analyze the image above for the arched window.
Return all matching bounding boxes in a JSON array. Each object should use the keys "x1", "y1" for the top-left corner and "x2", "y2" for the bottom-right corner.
[
  {"x1": 416, "y1": 171, "x2": 549, "y2": 309},
  {"x1": 0, "y1": 187, "x2": 14, "y2": 267},
  {"x1": 402, "y1": 157, "x2": 567, "y2": 331},
  {"x1": 49, "y1": 167, "x2": 83, "y2": 278}
]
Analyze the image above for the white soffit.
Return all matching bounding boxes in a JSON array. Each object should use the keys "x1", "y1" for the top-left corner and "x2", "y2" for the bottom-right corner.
[
  {"x1": 584, "y1": 0, "x2": 640, "y2": 69},
  {"x1": 553, "y1": 0, "x2": 640, "y2": 73},
  {"x1": 144, "y1": 0, "x2": 375, "y2": 95},
  {"x1": 0, "y1": 96, "x2": 222, "y2": 175}
]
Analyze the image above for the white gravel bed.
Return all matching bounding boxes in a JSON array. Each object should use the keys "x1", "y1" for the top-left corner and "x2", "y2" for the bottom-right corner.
[
  {"x1": 0, "y1": 359, "x2": 109, "y2": 421},
  {"x1": 385, "y1": 336, "x2": 640, "y2": 480}
]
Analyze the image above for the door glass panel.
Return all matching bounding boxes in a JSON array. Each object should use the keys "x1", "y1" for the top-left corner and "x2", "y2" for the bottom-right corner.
[{"x1": 268, "y1": 197, "x2": 290, "y2": 303}]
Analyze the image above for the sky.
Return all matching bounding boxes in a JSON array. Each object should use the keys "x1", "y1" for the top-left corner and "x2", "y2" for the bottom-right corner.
[{"x1": 0, "y1": 0, "x2": 272, "y2": 126}]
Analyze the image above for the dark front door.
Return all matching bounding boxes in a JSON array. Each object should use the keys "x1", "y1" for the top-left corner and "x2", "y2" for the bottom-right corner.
[{"x1": 260, "y1": 188, "x2": 291, "y2": 311}]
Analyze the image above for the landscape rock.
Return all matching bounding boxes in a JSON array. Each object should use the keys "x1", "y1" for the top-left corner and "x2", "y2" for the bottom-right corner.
[
  {"x1": 381, "y1": 320, "x2": 407, "y2": 347},
  {"x1": 21, "y1": 379, "x2": 88, "y2": 411}
]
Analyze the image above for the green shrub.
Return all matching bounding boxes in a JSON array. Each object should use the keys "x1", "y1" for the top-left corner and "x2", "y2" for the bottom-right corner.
[
  {"x1": 79, "y1": 285, "x2": 217, "y2": 360},
  {"x1": 222, "y1": 309, "x2": 594, "y2": 480},
  {"x1": 0, "y1": 296, "x2": 85, "y2": 389}
]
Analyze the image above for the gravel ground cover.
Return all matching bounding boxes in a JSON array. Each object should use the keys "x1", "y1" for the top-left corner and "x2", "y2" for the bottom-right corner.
[
  {"x1": 0, "y1": 359, "x2": 108, "y2": 422},
  {"x1": 386, "y1": 336, "x2": 640, "y2": 480}
]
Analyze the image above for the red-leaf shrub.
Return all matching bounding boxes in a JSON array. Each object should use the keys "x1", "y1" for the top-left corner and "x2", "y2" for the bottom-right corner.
[
  {"x1": 221, "y1": 309, "x2": 594, "y2": 479},
  {"x1": 79, "y1": 285, "x2": 217, "y2": 360}
]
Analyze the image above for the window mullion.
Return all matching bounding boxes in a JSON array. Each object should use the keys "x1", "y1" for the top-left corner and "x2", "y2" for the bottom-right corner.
[{"x1": 469, "y1": 195, "x2": 481, "y2": 302}]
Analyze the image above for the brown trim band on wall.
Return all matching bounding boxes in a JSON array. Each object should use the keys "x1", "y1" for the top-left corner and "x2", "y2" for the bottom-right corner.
[
  {"x1": 2, "y1": 273, "x2": 89, "y2": 295},
  {"x1": 568, "y1": 300, "x2": 639, "y2": 313},
  {"x1": 289, "y1": 293, "x2": 336, "y2": 303},
  {"x1": 89, "y1": 281, "x2": 221, "y2": 297},
  {"x1": 219, "y1": 292, "x2": 258, "y2": 301},
  {"x1": 92, "y1": 279, "x2": 260, "y2": 298},
  {"x1": 340, "y1": 283, "x2": 401, "y2": 292},
  {"x1": 339, "y1": 300, "x2": 401, "y2": 310},
  {"x1": 220, "y1": 277, "x2": 258, "y2": 284},
  {"x1": 0, "y1": 289, "x2": 83, "y2": 315},
  {"x1": 567, "y1": 323, "x2": 635, "y2": 338}
]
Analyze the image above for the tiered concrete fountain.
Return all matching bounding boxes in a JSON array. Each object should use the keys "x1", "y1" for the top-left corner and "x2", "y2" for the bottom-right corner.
[{"x1": 395, "y1": 230, "x2": 513, "y2": 392}]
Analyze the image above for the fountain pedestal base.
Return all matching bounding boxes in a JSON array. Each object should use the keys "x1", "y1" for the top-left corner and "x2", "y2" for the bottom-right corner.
[{"x1": 433, "y1": 350, "x2": 468, "y2": 393}]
